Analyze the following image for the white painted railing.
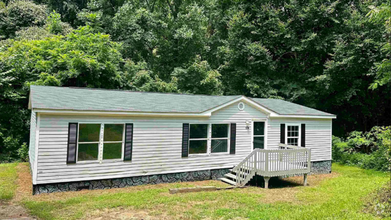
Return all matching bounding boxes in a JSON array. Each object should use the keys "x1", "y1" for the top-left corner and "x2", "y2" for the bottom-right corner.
[{"x1": 232, "y1": 146, "x2": 311, "y2": 186}]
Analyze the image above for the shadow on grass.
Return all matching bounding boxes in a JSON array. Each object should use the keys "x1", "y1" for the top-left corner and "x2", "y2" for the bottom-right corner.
[{"x1": 247, "y1": 175, "x2": 303, "y2": 189}]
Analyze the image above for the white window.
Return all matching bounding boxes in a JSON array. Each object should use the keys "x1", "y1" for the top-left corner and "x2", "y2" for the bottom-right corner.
[
  {"x1": 211, "y1": 124, "x2": 229, "y2": 153},
  {"x1": 188, "y1": 123, "x2": 230, "y2": 155},
  {"x1": 103, "y1": 124, "x2": 124, "y2": 160},
  {"x1": 286, "y1": 125, "x2": 300, "y2": 146},
  {"x1": 189, "y1": 124, "x2": 208, "y2": 154},
  {"x1": 78, "y1": 124, "x2": 100, "y2": 161},
  {"x1": 77, "y1": 123, "x2": 124, "y2": 162}
]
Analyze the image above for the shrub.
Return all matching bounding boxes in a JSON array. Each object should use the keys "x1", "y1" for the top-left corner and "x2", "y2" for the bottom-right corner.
[
  {"x1": 17, "y1": 143, "x2": 29, "y2": 162},
  {"x1": 332, "y1": 126, "x2": 391, "y2": 171}
]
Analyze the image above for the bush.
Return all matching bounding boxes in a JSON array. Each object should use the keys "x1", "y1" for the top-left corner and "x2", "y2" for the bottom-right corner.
[
  {"x1": 332, "y1": 126, "x2": 391, "y2": 171},
  {"x1": 17, "y1": 143, "x2": 28, "y2": 162}
]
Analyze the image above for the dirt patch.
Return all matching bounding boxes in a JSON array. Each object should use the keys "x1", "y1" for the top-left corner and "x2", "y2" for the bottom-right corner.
[
  {"x1": 363, "y1": 182, "x2": 391, "y2": 218},
  {"x1": 14, "y1": 164, "x2": 33, "y2": 202},
  {"x1": 0, "y1": 164, "x2": 35, "y2": 220},
  {"x1": 0, "y1": 201, "x2": 34, "y2": 220},
  {"x1": 83, "y1": 207, "x2": 168, "y2": 220}
]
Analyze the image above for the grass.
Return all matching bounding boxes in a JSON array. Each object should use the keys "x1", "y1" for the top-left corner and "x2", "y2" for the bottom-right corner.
[
  {"x1": 0, "y1": 163, "x2": 18, "y2": 200},
  {"x1": 6, "y1": 163, "x2": 391, "y2": 219}
]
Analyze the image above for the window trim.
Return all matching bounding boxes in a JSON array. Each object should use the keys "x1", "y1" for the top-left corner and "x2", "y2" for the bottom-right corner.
[
  {"x1": 76, "y1": 122, "x2": 125, "y2": 163},
  {"x1": 285, "y1": 124, "x2": 301, "y2": 146},
  {"x1": 211, "y1": 123, "x2": 230, "y2": 154}
]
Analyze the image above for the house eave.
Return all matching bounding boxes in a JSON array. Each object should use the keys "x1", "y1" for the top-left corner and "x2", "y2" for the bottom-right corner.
[
  {"x1": 269, "y1": 115, "x2": 336, "y2": 119},
  {"x1": 33, "y1": 109, "x2": 212, "y2": 117}
]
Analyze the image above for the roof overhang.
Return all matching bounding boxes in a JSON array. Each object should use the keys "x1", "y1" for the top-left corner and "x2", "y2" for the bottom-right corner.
[
  {"x1": 33, "y1": 109, "x2": 212, "y2": 117},
  {"x1": 269, "y1": 114, "x2": 336, "y2": 119}
]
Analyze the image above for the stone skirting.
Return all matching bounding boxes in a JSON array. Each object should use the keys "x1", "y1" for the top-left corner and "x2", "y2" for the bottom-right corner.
[
  {"x1": 311, "y1": 160, "x2": 332, "y2": 174},
  {"x1": 33, "y1": 168, "x2": 231, "y2": 195}
]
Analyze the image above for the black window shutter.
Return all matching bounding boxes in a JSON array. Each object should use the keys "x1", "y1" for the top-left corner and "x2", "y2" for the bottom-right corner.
[
  {"x1": 301, "y1": 124, "x2": 306, "y2": 147},
  {"x1": 230, "y1": 123, "x2": 236, "y2": 154},
  {"x1": 182, "y1": 123, "x2": 189, "y2": 157},
  {"x1": 280, "y1": 124, "x2": 285, "y2": 144},
  {"x1": 67, "y1": 123, "x2": 78, "y2": 164},
  {"x1": 124, "y1": 123, "x2": 133, "y2": 161}
]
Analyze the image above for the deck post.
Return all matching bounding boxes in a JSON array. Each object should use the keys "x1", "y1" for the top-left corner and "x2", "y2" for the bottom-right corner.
[
  {"x1": 264, "y1": 177, "x2": 270, "y2": 189},
  {"x1": 303, "y1": 174, "x2": 307, "y2": 186},
  {"x1": 265, "y1": 151, "x2": 269, "y2": 172}
]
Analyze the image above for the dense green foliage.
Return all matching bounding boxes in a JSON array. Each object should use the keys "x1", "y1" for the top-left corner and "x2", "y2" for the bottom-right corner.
[
  {"x1": 332, "y1": 126, "x2": 391, "y2": 171},
  {"x1": 0, "y1": 0, "x2": 390, "y2": 161}
]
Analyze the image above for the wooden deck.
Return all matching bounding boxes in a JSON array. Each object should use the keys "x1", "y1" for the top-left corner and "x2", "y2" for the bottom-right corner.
[{"x1": 220, "y1": 144, "x2": 311, "y2": 188}]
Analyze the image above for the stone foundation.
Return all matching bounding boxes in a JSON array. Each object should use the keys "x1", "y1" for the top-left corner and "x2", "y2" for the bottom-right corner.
[
  {"x1": 311, "y1": 160, "x2": 332, "y2": 174},
  {"x1": 33, "y1": 168, "x2": 231, "y2": 195}
]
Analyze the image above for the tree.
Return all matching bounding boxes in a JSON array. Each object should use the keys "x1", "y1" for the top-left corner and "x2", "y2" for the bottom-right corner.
[
  {"x1": 0, "y1": 25, "x2": 126, "y2": 161},
  {"x1": 367, "y1": 4, "x2": 391, "y2": 89},
  {"x1": 0, "y1": 0, "x2": 47, "y2": 39}
]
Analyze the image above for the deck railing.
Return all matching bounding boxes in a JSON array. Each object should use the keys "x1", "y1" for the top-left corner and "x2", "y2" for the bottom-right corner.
[{"x1": 232, "y1": 145, "x2": 311, "y2": 186}]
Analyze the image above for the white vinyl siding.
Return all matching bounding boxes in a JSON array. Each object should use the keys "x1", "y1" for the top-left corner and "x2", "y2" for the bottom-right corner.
[
  {"x1": 29, "y1": 111, "x2": 36, "y2": 172},
  {"x1": 35, "y1": 101, "x2": 269, "y2": 184},
  {"x1": 267, "y1": 118, "x2": 332, "y2": 161},
  {"x1": 33, "y1": 100, "x2": 332, "y2": 185}
]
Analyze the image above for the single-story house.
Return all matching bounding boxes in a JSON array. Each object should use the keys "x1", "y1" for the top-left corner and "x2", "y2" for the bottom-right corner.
[{"x1": 28, "y1": 85, "x2": 336, "y2": 194}]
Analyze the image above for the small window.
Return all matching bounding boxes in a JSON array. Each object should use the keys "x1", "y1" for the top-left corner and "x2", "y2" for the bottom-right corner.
[
  {"x1": 78, "y1": 124, "x2": 100, "y2": 161},
  {"x1": 211, "y1": 124, "x2": 229, "y2": 153},
  {"x1": 189, "y1": 124, "x2": 208, "y2": 154},
  {"x1": 287, "y1": 125, "x2": 300, "y2": 146},
  {"x1": 103, "y1": 124, "x2": 124, "y2": 160}
]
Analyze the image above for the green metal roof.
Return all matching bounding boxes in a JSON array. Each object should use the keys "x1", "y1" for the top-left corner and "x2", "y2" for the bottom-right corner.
[{"x1": 29, "y1": 85, "x2": 334, "y2": 116}]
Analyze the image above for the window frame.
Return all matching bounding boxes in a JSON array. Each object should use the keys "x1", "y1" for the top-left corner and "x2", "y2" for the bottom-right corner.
[
  {"x1": 210, "y1": 123, "x2": 230, "y2": 154},
  {"x1": 76, "y1": 122, "x2": 125, "y2": 163},
  {"x1": 188, "y1": 123, "x2": 231, "y2": 156},
  {"x1": 251, "y1": 120, "x2": 268, "y2": 150},
  {"x1": 188, "y1": 123, "x2": 209, "y2": 155},
  {"x1": 102, "y1": 123, "x2": 126, "y2": 161},
  {"x1": 76, "y1": 123, "x2": 101, "y2": 163},
  {"x1": 285, "y1": 124, "x2": 301, "y2": 146}
]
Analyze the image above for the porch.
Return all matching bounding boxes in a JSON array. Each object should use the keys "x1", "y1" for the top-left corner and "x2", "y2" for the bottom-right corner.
[{"x1": 220, "y1": 144, "x2": 311, "y2": 188}]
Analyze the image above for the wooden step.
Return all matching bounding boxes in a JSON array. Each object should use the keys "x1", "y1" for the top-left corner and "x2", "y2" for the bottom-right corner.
[
  {"x1": 219, "y1": 178, "x2": 237, "y2": 186},
  {"x1": 224, "y1": 173, "x2": 237, "y2": 180},
  {"x1": 230, "y1": 167, "x2": 252, "y2": 173}
]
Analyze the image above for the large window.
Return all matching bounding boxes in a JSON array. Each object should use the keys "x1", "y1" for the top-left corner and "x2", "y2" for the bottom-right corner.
[
  {"x1": 78, "y1": 124, "x2": 100, "y2": 161},
  {"x1": 253, "y1": 122, "x2": 265, "y2": 149},
  {"x1": 211, "y1": 124, "x2": 229, "y2": 153},
  {"x1": 189, "y1": 124, "x2": 208, "y2": 154},
  {"x1": 287, "y1": 125, "x2": 300, "y2": 146},
  {"x1": 77, "y1": 123, "x2": 124, "y2": 162}
]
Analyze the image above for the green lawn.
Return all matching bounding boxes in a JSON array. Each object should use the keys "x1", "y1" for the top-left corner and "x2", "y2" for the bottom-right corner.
[
  {"x1": 3, "y1": 163, "x2": 391, "y2": 219},
  {"x1": 0, "y1": 163, "x2": 18, "y2": 200}
]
